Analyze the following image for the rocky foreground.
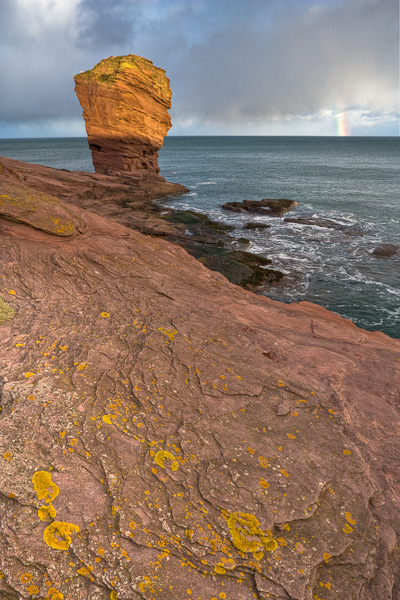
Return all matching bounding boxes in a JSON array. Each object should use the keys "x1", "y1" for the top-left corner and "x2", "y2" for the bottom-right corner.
[{"x1": 0, "y1": 157, "x2": 399, "y2": 600}]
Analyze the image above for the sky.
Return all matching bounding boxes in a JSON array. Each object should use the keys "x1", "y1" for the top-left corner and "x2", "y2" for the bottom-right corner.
[{"x1": 0, "y1": 0, "x2": 398, "y2": 137}]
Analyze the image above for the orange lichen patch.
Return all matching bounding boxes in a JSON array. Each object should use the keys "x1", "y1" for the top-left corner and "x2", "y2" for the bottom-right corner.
[
  {"x1": 323, "y1": 552, "x2": 331, "y2": 562},
  {"x1": 2, "y1": 452, "x2": 12, "y2": 461},
  {"x1": 43, "y1": 521, "x2": 80, "y2": 550},
  {"x1": 287, "y1": 433, "x2": 296, "y2": 439},
  {"x1": 259, "y1": 456, "x2": 269, "y2": 468},
  {"x1": 32, "y1": 471, "x2": 59, "y2": 503},
  {"x1": 325, "y1": 583, "x2": 331, "y2": 589},
  {"x1": 345, "y1": 512, "x2": 356, "y2": 525},
  {"x1": 77, "y1": 565, "x2": 93, "y2": 578},
  {"x1": 24, "y1": 372, "x2": 35, "y2": 378},
  {"x1": 214, "y1": 565, "x2": 226, "y2": 575},
  {"x1": 110, "y1": 592, "x2": 118, "y2": 600},
  {"x1": 38, "y1": 503, "x2": 57, "y2": 522},
  {"x1": 342, "y1": 523, "x2": 353, "y2": 534},
  {"x1": 247, "y1": 446, "x2": 255, "y2": 454},
  {"x1": 20, "y1": 573, "x2": 33, "y2": 583},
  {"x1": 278, "y1": 380, "x2": 286, "y2": 387},
  {"x1": 259, "y1": 478, "x2": 269, "y2": 490},
  {"x1": 101, "y1": 312, "x2": 110, "y2": 318},
  {"x1": 158, "y1": 327, "x2": 178, "y2": 341},
  {"x1": 8, "y1": 289, "x2": 16, "y2": 295},
  {"x1": 343, "y1": 449, "x2": 351, "y2": 455},
  {"x1": 276, "y1": 537, "x2": 287, "y2": 547},
  {"x1": 154, "y1": 450, "x2": 179, "y2": 471},
  {"x1": 280, "y1": 469, "x2": 290, "y2": 477},
  {"x1": 227, "y1": 511, "x2": 277, "y2": 560},
  {"x1": 27, "y1": 584, "x2": 39, "y2": 595},
  {"x1": 47, "y1": 588, "x2": 64, "y2": 600}
]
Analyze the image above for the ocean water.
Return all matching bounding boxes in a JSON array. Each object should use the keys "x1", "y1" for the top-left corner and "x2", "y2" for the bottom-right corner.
[{"x1": 1, "y1": 136, "x2": 399, "y2": 338}]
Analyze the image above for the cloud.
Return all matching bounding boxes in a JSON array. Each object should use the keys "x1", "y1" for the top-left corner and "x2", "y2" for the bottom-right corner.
[
  {"x1": 170, "y1": 0, "x2": 398, "y2": 124},
  {"x1": 75, "y1": 0, "x2": 136, "y2": 50},
  {"x1": 0, "y1": 0, "x2": 398, "y2": 135}
]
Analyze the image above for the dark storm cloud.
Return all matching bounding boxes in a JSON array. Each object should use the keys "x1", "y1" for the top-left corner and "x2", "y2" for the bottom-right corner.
[
  {"x1": 170, "y1": 0, "x2": 398, "y2": 123},
  {"x1": 0, "y1": 0, "x2": 398, "y2": 133},
  {"x1": 76, "y1": 0, "x2": 136, "y2": 50}
]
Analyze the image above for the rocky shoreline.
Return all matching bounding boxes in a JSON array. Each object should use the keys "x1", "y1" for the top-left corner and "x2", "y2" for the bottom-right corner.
[
  {"x1": 0, "y1": 155, "x2": 292, "y2": 292},
  {"x1": 0, "y1": 152, "x2": 399, "y2": 600}
]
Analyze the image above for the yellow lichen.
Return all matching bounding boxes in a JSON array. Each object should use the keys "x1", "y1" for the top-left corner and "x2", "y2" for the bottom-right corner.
[
  {"x1": 27, "y1": 584, "x2": 39, "y2": 595},
  {"x1": 259, "y1": 478, "x2": 269, "y2": 490},
  {"x1": 101, "y1": 312, "x2": 110, "y2": 318},
  {"x1": 323, "y1": 552, "x2": 331, "y2": 562},
  {"x1": 345, "y1": 512, "x2": 356, "y2": 524},
  {"x1": 77, "y1": 565, "x2": 93, "y2": 577},
  {"x1": 214, "y1": 565, "x2": 226, "y2": 575},
  {"x1": 227, "y1": 511, "x2": 277, "y2": 560},
  {"x1": 102, "y1": 414, "x2": 116, "y2": 424},
  {"x1": 343, "y1": 449, "x2": 351, "y2": 455},
  {"x1": 47, "y1": 588, "x2": 64, "y2": 600},
  {"x1": 2, "y1": 452, "x2": 12, "y2": 461},
  {"x1": 342, "y1": 523, "x2": 353, "y2": 534},
  {"x1": 110, "y1": 592, "x2": 118, "y2": 600},
  {"x1": 38, "y1": 503, "x2": 57, "y2": 522},
  {"x1": 0, "y1": 295, "x2": 15, "y2": 325},
  {"x1": 32, "y1": 471, "x2": 59, "y2": 503},
  {"x1": 154, "y1": 450, "x2": 179, "y2": 471},
  {"x1": 24, "y1": 372, "x2": 35, "y2": 378},
  {"x1": 43, "y1": 521, "x2": 80, "y2": 550},
  {"x1": 158, "y1": 327, "x2": 178, "y2": 341}
]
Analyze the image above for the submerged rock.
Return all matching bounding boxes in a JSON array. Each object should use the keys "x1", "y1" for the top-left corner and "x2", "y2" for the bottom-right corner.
[
  {"x1": 371, "y1": 243, "x2": 399, "y2": 258},
  {"x1": 284, "y1": 216, "x2": 364, "y2": 235},
  {"x1": 223, "y1": 198, "x2": 297, "y2": 216},
  {"x1": 244, "y1": 222, "x2": 271, "y2": 230},
  {"x1": 74, "y1": 55, "x2": 173, "y2": 175}
]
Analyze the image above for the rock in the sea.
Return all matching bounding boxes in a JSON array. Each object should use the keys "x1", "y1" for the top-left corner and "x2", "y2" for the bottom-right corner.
[
  {"x1": 74, "y1": 55, "x2": 173, "y2": 175},
  {"x1": 244, "y1": 222, "x2": 271, "y2": 230},
  {"x1": 371, "y1": 243, "x2": 399, "y2": 258},
  {"x1": 223, "y1": 198, "x2": 297, "y2": 216},
  {"x1": 284, "y1": 216, "x2": 364, "y2": 236}
]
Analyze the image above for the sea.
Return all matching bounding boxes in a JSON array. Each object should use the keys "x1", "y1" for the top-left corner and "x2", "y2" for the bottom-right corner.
[{"x1": 0, "y1": 136, "x2": 399, "y2": 339}]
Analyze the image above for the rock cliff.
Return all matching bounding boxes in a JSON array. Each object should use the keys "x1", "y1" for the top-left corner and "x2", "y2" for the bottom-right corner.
[
  {"x1": 74, "y1": 55, "x2": 173, "y2": 175},
  {"x1": 0, "y1": 161, "x2": 399, "y2": 600}
]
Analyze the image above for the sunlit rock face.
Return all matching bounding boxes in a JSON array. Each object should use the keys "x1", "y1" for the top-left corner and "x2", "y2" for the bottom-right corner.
[{"x1": 74, "y1": 55, "x2": 173, "y2": 175}]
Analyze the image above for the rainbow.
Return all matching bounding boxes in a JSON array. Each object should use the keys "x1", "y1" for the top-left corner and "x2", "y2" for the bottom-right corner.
[{"x1": 336, "y1": 111, "x2": 350, "y2": 136}]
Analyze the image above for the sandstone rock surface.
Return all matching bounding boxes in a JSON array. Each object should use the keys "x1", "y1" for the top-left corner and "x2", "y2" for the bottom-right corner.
[
  {"x1": 0, "y1": 172, "x2": 399, "y2": 600},
  {"x1": 0, "y1": 156, "x2": 187, "y2": 237},
  {"x1": 74, "y1": 55, "x2": 173, "y2": 175}
]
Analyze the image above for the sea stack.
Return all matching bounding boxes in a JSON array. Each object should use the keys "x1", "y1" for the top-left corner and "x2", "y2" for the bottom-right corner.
[{"x1": 74, "y1": 55, "x2": 173, "y2": 175}]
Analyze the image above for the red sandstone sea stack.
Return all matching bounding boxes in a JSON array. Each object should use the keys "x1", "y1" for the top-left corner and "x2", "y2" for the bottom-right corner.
[{"x1": 74, "y1": 55, "x2": 173, "y2": 175}]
